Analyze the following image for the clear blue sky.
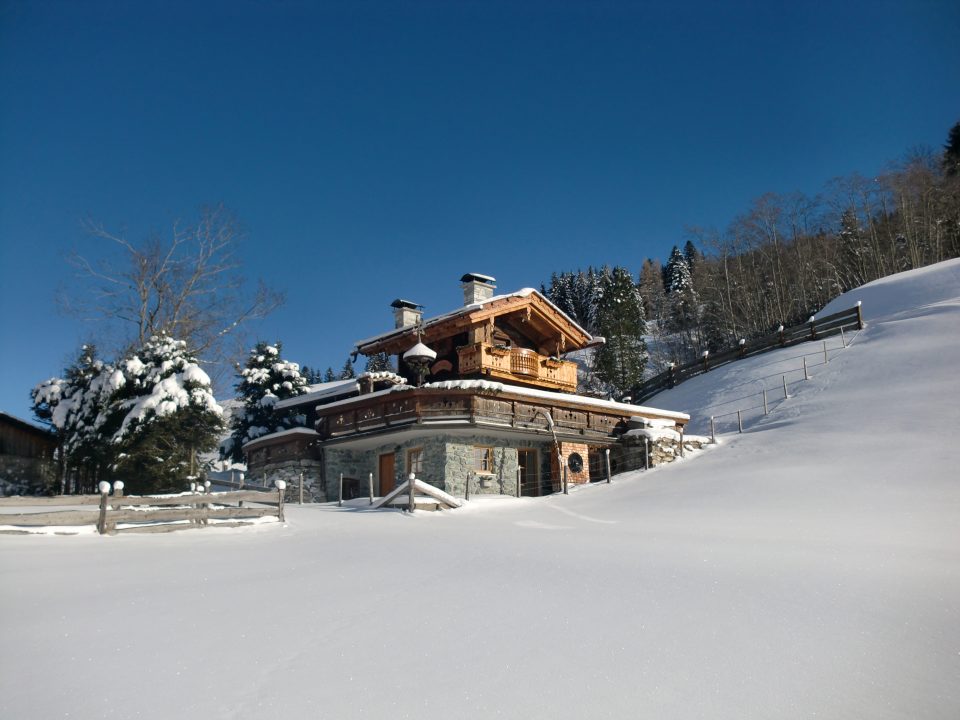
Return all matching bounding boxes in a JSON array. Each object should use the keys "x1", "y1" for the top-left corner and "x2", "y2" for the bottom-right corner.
[{"x1": 1, "y1": 0, "x2": 958, "y2": 421}]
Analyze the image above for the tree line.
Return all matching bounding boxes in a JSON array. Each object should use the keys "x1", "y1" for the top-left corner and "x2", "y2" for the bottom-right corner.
[{"x1": 545, "y1": 121, "x2": 960, "y2": 397}]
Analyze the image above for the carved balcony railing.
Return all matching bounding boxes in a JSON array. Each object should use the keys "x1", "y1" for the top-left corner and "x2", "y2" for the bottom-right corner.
[
  {"x1": 456, "y1": 343, "x2": 578, "y2": 392},
  {"x1": 313, "y1": 387, "x2": 681, "y2": 443}
]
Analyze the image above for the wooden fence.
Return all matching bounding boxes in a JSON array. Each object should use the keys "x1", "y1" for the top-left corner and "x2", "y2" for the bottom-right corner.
[
  {"x1": 631, "y1": 304, "x2": 863, "y2": 404},
  {"x1": 0, "y1": 486, "x2": 285, "y2": 535}
]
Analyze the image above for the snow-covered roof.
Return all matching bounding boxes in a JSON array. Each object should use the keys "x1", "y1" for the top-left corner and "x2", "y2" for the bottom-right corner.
[
  {"x1": 354, "y1": 287, "x2": 592, "y2": 351},
  {"x1": 274, "y1": 379, "x2": 359, "y2": 410},
  {"x1": 241, "y1": 426, "x2": 319, "y2": 452}
]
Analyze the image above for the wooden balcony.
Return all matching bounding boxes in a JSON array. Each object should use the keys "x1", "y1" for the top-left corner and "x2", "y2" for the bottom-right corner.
[
  {"x1": 456, "y1": 343, "x2": 578, "y2": 392},
  {"x1": 315, "y1": 387, "x2": 641, "y2": 442}
]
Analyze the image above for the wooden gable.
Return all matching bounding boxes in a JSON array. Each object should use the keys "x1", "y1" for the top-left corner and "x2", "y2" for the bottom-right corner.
[{"x1": 356, "y1": 291, "x2": 592, "y2": 357}]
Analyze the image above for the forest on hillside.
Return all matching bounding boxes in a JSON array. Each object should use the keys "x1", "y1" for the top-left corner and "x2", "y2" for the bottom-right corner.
[{"x1": 544, "y1": 121, "x2": 960, "y2": 397}]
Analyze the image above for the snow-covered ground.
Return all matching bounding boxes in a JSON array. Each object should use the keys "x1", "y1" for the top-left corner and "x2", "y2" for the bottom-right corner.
[{"x1": 2, "y1": 260, "x2": 959, "y2": 719}]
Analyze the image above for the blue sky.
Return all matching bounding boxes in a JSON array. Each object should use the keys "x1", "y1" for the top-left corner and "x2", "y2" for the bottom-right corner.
[{"x1": 1, "y1": 0, "x2": 958, "y2": 421}]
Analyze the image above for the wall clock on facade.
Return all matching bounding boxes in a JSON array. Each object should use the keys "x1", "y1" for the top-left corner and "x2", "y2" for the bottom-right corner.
[{"x1": 567, "y1": 452, "x2": 584, "y2": 473}]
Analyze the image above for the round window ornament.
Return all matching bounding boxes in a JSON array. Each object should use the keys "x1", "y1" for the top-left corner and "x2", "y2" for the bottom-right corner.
[{"x1": 567, "y1": 452, "x2": 584, "y2": 473}]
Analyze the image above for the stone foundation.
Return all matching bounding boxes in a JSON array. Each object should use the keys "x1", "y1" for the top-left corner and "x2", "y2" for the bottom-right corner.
[{"x1": 255, "y1": 458, "x2": 325, "y2": 502}]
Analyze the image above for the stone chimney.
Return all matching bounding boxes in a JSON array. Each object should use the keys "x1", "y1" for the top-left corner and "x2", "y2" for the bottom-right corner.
[
  {"x1": 461, "y1": 273, "x2": 497, "y2": 305},
  {"x1": 390, "y1": 299, "x2": 423, "y2": 329}
]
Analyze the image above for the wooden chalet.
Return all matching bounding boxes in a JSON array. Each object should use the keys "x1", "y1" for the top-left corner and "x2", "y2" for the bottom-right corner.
[{"x1": 243, "y1": 273, "x2": 689, "y2": 503}]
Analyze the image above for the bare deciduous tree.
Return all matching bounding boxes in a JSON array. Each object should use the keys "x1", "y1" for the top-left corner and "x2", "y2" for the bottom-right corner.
[{"x1": 60, "y1": 204, "x2": 284, "y2": 365}]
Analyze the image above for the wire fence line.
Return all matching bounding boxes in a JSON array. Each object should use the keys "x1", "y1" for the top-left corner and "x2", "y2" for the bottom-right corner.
[
  {"x1": 632, "y1": 304, "x2": 864, "y2": 404},
  {"x1": 701, "y1": 327, "x2": 864, "y2": 438}
]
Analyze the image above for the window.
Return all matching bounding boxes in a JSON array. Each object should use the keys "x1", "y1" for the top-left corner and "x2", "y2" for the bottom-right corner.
[
  {"x1": 407, "y1": 447, "x2": 424, "y2": 476},
  {"x1": 474, "y1": 446, "x2": 494, "y2": 474}
]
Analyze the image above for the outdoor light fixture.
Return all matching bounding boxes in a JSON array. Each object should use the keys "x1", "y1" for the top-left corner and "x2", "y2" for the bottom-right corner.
[{"x1": 402, "y1": 326, "x2": 436, "y2": 387}]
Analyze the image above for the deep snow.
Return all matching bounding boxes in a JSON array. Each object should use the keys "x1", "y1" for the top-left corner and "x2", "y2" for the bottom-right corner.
[{"x1": 2, "y1": 260, "x2": 959, "y2": 719}]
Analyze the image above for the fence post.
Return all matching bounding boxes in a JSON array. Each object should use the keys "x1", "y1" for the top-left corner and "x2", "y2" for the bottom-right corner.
[
  {"x1": 368, "y1": 472, "x2": 374, "y2": 504},
  {"x1": 710, "y1": 416, "x2": 716, "y2": 444},
  {"x1": 809, "y1": 315, "x2": 817, "y2": 340},
  {"x1": 562, "y1": 462, "x2": 568, "y2": 495},
  {"x1": 644, "y1": 438, "x2": 649, "y2": 470},
  {"x1": 778, "y1": 324, "x2": 785, "y2": 347},
  {"x1": 605, "y1": 448, "x2": 611, "y2": 483},
  {"x1": 113, "y1": 481, "x2": 124, "y2": 498},
  {"x1": 702, "y1": 350, "x2": 710, "y2": 372},
  {"x1": 515, "y1": 466, "x2": 521, "y2": 498},
  {"x1": 803, "y1": 356, "x2": 809, "y2": 380},
  {"x1": 856, "y1": 301, "x2": 863, "y2": 329},
  {"x1": 97, "y1": 481, "x2": 110, "y2": 535},
  {"x1": 823, "y1": 340, "x2": 828, "y2": 365},
  {"x1": 840, "y1": 326, "x2": 846, "y2": 348},
  {"x1": 338, "y1": 473, "x2": 343, "y2": 507},
  {"x1": 737, "y1": 409, "x2": 743, "y2": 433},
  {"x1": 299, "y1": 472, "x2": 304, "y2": 505},
  {"x1": 738, "y1": 338, "x2": 746, "y2": 359},
  {"x1": 275, "y1": 480, "x2": 286, "y2": 522},
  {"x1": 679, "y1": 426, "x2": 685, "y2": 457},
  {"x1": 783, "y1": 375, "x2": 789, "y2": 399},
  {"x1": 408, "y1": 473, "x2": 416, "y2": 512},
  {"x1": 668, "y1": 363, "x2": 676, "y2": 388},
  {"x1": 763, "y1": 388, "x2": 768, "y2": 415}
]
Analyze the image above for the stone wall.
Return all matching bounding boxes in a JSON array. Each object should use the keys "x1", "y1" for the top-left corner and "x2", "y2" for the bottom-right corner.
[
  {"x1": 256, "y1": 458, "x2": 325, "y2": 502},
  {"x1": 615, "y1": 432, "x2": 706, "y2": 471}
]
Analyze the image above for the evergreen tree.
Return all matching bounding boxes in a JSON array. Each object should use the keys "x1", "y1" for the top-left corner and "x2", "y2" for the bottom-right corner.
[
  {"x1": 944, "y1": 121, "x2": 960, "y2": 177},
  {"x1": 106, "y1": 335, "x2": 224, "y2": 493},
  {"x1": 31, "y1": 344, "x2": 113, "y2": 493},
  {"x1": 299, "y1": 365, "x2": 325, "y2": 384},
  {"x1": 364, "y1": 351, "x2": 395, "y2": 374},
  {"x1": 592, "y1": 267, "x2": 648, "y2": 398},
  {"x1": 837, "y1": 208, "x2": 870, "y2": 291},
  {"x1": 339, "y1": 358, "x2": 356, "y2": 379},
  {"x1": 683, "y1": 240, "x2": 702, "y2": 272},
  {"x1": 323, "y1": 367, "x2": 336, "y2": 382},
  {"x1": 664, "y1": 246, "x2": 692, "y2": 294},
  {"x1": 223, "y1": 341, "x2": 309, "y2": 463}
]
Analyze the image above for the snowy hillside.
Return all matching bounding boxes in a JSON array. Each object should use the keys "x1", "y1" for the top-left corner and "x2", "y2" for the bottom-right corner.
[{"x1": 2, "y1": 260, "x2": 959, "y2": 719}]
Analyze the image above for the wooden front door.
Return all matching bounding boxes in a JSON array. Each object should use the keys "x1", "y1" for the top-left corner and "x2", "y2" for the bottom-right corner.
[
  {"x1": 518, "y1": 449, "x2": 538, "y2": 496},
  {"x1": 378, "y1": 453, "x2": 395, "y2": 496}
]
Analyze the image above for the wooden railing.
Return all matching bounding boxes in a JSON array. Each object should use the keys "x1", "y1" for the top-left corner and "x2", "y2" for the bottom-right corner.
[
  {"x1": 318, "y1": 386, "x2": 672, "y2": 442},
  {"x1": 0, "y1": 487, "x2": 284, "y2": 535},
  {"x1": 631, "y1": 304, "x2": 864, "y2": 403},
  {"x1": 456, "y1": 343, "x2": 578, "y2": 391}
]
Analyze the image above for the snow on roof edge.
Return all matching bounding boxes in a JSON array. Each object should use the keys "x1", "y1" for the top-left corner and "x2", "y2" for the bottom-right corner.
[
  {"x1": 241, "y1": 426, "x2": 319, "y2": 451},
  {"x1": 274, "y1": 379, "x2": 359, "y2": 409}
]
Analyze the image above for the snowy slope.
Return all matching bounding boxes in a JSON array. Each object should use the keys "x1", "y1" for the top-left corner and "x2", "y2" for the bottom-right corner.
[{"x1": 2, "y1": 260, "x2": 959, "y2": 719}]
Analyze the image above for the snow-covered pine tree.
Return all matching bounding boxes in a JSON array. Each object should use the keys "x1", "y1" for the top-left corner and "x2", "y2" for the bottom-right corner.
[
  {"x1": 323, "y1": 367, "x2": 336, "y2": 382},
  {"x1": 31, "y1": 344, "x2": 119, "y2": 493},
  {"x1": 664, "y1": 246, "x2": 692, "y2": 294},
  {"x1": 592, "y1": 266, "x2": 648, "y2": 398},
  {"x1": 837, "y1": 208, "x2": 870, "y2": 291},
  {"x1": 339, "y1": 358, "x2": 356, "y2": 379},
  {"x1": 223, "y1": 341, "x2": 310, "y2": 463},
  {"x1": 365, "y1": 351, "x2": 395, "y2": 373},
  {"x1": 104, "y1": 335, "x2": 224, "y2": 493}
]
